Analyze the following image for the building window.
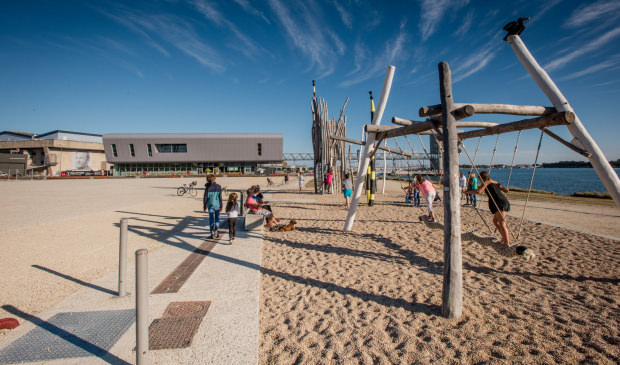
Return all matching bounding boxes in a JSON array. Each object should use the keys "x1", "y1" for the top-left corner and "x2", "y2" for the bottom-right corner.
[
  {"x1": 155, "y1": 144, "x2": 187, "y2": 153},
  {"x1": 257, "y1": 143, "x2": 262, "y2": 156},
  {"x1": 147, "y1": 144, "x2": 153, "y2": 157},
  {"x1": 111, "y1": 144, "x2": 118, "y2": 157},
  {"x1": 129, "y1": 144, "x2": 135, "y2": 157}
]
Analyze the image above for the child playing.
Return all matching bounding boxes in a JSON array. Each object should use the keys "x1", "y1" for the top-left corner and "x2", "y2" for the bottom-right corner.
[
  {"x1": 402, "y1": 180, "x2": 414, "y2": 203},
  {"x1": 226, "y1": 193, "x2": 240, "y2": 244},
  {"x1": 342, "y1": 173, "x2": 353, "y2": 209},
  {"x1": 414, "y1": 174, "x2": 440, "y2": 222}
]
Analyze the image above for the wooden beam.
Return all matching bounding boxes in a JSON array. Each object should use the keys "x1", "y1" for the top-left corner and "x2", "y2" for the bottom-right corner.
[
  {"x1": 541, "y1": 128, "x2": 592, "y2": 158},
  {"x1": 420, "y1": 103, "x2": 556, "y2": 117},
  {"x1": 393, "y1": 117, "x2": 498, "y2": 129},
  {"x1": 457, "y1": 111, "x2": 575, "y2": 140},
  {"x1": 438, "y1": 61, "x2": 462, "y2": 320},
  {"x1": 328, "y1": 134, "x2": 412, "y2": 157},
  {"x1": 429, "y1": 105, "x2": 474, "y2": 122}
]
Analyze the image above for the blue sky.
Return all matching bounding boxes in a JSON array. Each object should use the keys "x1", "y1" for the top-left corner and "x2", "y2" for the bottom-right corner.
[{"x1": 1, "y1": 0, "x2": 619, "y2": 165}]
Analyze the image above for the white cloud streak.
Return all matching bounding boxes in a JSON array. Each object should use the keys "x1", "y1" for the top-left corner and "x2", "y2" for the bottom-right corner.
[
  {"x1": 559, "y1": 58, "x2": 619, "y2": 80},
  {"x1": 545, "y1": 26, "x2": 620, "y2": 72},
  {"x1": 339, "y1": 22, "x2": 407, "y2": 87},
  {"x1": 452, "y1": 45, "x2": 498, "y2": 83},
  {"x1": 565, "y1": 0, "x2": 620, "y2": 28},
  {"x1": 268, "y1": 0, "x2": 345, "y2": 78},
  {"x1": 190, "y1": 0, "x2": 264, "y2": 58},
  {"x1": 334, "y1": 0, "x2": 352, "y2": 29},
  {"x1": 232, "y1": 0, "x2": 271, "y2": 24},
  {"x1": 419, "y1": 0, "x2": 469, "y2": 41},
  {"x1": 102, "y1": 8, "x2": 225, "y2": 72}
]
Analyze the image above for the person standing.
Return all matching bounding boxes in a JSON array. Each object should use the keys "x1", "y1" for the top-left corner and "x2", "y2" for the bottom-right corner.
[
  {"x1": 415, "y1": 175, "x2": 440, "y2": 222},
  {"x1": 298, "y1": 171, "x2": 304, "y2": 194},
  {"x1": 459, "y1": 172, "x2": 469, "y2": 205},
  {"x1": 225, "y1": 193, "x2": 240, "y2": 244},
  {"x1": 467, "y1": 171, "x2": 511, "y2": 247},
  {"x1": 326, "y1": 168, "x2": 333, "y2": 193},
  {"x1": 342, "y1": 173, "x2": 353, "y2": 209},
  {"x1": 468, "y1": 172, "x2": 478, "y2": 208},
  {"x1": 203, "y1": 174, "x2": 223, "y2": 239}
]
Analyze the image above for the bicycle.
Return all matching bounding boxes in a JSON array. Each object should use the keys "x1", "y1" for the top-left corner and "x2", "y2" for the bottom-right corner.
[{"x1": 177, "y1": 181, "x2": 198, "y2": 197}]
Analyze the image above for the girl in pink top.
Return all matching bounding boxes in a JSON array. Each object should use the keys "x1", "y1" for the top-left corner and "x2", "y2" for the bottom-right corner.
[
  {"x1": 415, "y1": 175, "x2": 439, "y2": 222},
  {"x1": 326, "y1": 169, "x2": 333, "y2": 194}
]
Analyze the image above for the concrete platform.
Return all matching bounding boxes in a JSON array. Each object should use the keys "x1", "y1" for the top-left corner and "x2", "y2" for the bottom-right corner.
[{"x1": 0, "y1": 216, "x2": 264, "y2": 365}]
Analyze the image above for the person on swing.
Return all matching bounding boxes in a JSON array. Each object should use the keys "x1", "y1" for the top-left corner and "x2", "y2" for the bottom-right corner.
[{"x1": 466, "y1": 171, "x2": 511, "y2": 247}]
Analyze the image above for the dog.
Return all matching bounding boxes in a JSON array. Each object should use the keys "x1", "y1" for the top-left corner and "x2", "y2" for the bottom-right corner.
[{"x1": 278, "y1": 220, "x2": 297, "y2": 232}]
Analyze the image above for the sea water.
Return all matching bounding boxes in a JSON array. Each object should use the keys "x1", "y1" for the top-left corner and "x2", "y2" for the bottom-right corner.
[
  {"x1": 459, "y1": 167, "x2": 620, "y2": 195},
  {"x1": 380, "y1": 168, "x2": 620, "y2": 195}
]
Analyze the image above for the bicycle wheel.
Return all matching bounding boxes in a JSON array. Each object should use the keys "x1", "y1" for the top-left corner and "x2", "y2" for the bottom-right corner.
[
  {"x1": 177, "y1": 187, "x2": 186, "y2": 196},
  {"x1": 190, "y1": 186, "x2": 197, "y2": 197}
]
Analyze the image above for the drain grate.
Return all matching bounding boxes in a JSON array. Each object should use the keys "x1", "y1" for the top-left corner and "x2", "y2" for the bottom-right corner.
[
  {"x1": 0, "y1": 309, "x2": 134, "y2": 364},
  {"x1": 149, "y1": 301, "x2": 210, "y2": 350},
  {"x1": 151, "y1": 241, "x2": 217, "y2": 294}
]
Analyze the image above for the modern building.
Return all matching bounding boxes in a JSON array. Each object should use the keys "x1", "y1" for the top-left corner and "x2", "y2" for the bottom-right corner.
[
  {"x1": 102, "y1": 133, "x2": 284, "y2": 176},
  {"x1": 0, "y1": 130, "x2": 110, "y2": 176}
]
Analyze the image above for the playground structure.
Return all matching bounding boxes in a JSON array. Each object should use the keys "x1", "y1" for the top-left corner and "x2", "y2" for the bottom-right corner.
[
  {"x1": 335, "y1": 18, "x2": 620, "y2": 319},
  {"x1": 311, "y1": 81, "x2": 349, "y2": 194}
]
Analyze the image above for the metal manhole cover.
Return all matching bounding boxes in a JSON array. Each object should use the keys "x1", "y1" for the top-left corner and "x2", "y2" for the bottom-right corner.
[{"x1": 148, "y1": 301, "x2": 210, "y2": 350}]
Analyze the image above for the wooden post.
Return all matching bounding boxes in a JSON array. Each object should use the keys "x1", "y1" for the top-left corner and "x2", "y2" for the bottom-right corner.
[
  {"x1": 438, "y1": 62, "x2": 462, "y2": 319},
  {"x1": 344, "y1": 65, "x2": 395, "y2": 231},
  {"x1": 507, "y1": 34, "x2": 620, "y2": 208}
]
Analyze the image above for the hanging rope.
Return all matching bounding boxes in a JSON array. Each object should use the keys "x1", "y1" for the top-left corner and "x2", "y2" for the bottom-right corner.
[
  {"x1": 467, "y1": 137, "x2": 482, "y2": 177},
  {"x1": 488, "y1": 134, "x2": 500, "y2": 175},
  {"x1": 506, "y1": 131, "x2": 522, "y2": 188},
  {"x1": 459, "y1": 140, "x2": 513, "y2": 239},
  {"x1": 516, "y1": 129, "x2": 545, "y2": 242}
]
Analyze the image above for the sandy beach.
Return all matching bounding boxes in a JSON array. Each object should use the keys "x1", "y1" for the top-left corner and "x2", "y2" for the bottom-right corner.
[{"x1": 1, "y1": 176, "x2": 618, "y2": 364}]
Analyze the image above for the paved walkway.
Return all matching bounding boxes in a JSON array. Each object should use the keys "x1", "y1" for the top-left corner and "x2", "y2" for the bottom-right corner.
[{"x1": 0, "y1": 215, "x2": 264, "y2": 365}]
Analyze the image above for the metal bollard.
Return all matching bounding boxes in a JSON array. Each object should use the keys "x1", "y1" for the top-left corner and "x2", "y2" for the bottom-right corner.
[
  {"x1": 118, "y1": 219, "x2": 128, "y2": 296},
  {"x1": 135, "y1": 249, "x2": 149, "y2": 365}
]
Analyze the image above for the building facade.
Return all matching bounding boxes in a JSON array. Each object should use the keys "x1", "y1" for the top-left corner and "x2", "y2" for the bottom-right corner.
[
  {"x1": 102, "y1": 133, "x2": 284, "y2": 176},
  {"x1": 0, "y1": 130, "x2": 109, "y2": 176}
]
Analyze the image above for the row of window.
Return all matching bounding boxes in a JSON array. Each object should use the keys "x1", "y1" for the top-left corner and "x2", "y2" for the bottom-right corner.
[
  {"x1": 110, "y1": 143, "x2": 262, "y2": 157},
  {"x1": 113, "y1": 162, "x2": 262, "y2": 176},
  {"x1": 110, "y1": 143, "x2": 188, "y2": 157}
]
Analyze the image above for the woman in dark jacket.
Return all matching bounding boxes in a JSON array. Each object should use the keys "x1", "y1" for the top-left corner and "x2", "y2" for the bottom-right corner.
[{"x1": 467, "y1": 171, "x2": 511, "y2": 247}]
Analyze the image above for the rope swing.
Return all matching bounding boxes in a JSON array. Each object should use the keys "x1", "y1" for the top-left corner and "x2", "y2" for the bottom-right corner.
[{"x1": 454, "y1": 128, "x2": 546, "y2": 259}]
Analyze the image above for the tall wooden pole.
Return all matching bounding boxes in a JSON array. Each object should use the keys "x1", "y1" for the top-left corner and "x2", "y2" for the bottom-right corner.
[
  {"x1": 344, "y1": 66, "x2": 395, "y2": 231},
  {"x1": 507, "y1": 33, "x2": 620, "y2": 208},
  {"x1": 438, "y1": 62, "x2": 462, "y2": 319}
]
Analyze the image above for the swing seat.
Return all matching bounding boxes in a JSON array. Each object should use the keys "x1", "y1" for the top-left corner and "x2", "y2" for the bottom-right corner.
[
  {"x1": 420, "y1": 218, "x2": 536, "y2": 260},
  {"x1": 463, "y1": 232, "x2": 535, "y2": 260}
]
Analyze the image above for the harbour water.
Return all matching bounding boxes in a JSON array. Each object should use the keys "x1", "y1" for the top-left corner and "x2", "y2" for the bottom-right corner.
[{"x1": 381, "y1": 168, "x2": 620, "y2": 196}]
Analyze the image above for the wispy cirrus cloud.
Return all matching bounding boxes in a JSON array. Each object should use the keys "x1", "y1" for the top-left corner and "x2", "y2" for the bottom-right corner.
[
  {"x1": 559, "y1": 59, "x2": 618, "y2": 80},
  {"x1": 101, "y1": 7, "x2": 225, "y2": 72},
  {"x1": 453, "y1": 9, "x2": 473, "y2": 38},
  {"x1": 232, "y1": 0, "x2": 271, "y2": 24},
  {"x1": 190, "y1": 0, "x2": 265, "y2": 58},
  {"x1": 334, "y1": 0, "x2": 352, "y2": 29},
  {"x1": 545, "y1": 26, "x2": 620, "y2": 72},
  {"x1": 565, "y1": 0, "x2": 620, "y2": 28},
  {"x1": 268, "y1": 0, "x2": 345, "y2": 78},
  {"x1": 419, "y1": 0, "x2": 469, "y2": 41},
  {"x1": 452, "y1": 34, "x2": 500, "y2": 83},
  {"x1": 339, "y1": 21, "x2": 407, "y2": 87}
]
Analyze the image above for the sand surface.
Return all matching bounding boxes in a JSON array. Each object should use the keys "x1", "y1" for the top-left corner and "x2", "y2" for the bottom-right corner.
[
  {"x1": 1, "y1": 177, "x2": 618, "y2": 364},
  {"x1": 259, "y1": 180, "x2": 619, "y2": 364}
]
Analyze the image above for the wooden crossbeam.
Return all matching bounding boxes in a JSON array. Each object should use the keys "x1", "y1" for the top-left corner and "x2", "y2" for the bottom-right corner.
[
  {"x1": 457, "y1": 112, "x2": 574, "y2": 140},
  {"x1": 420, "y1": 103, "x2": 556, "y2": 117},
  {"x1": 328, "y1": 134, "x2": 412, "y2": 157}
]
